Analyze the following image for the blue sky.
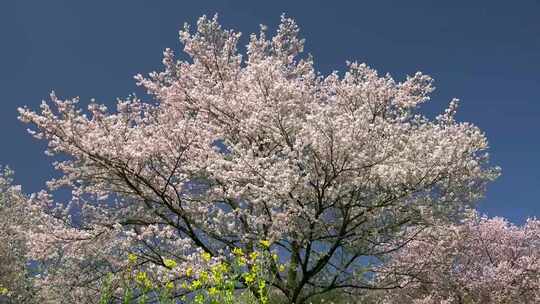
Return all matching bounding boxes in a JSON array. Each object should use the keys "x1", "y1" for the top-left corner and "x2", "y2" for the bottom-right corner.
[{"x1": 1, "y1": 0, "x2": 538, "y2": 223}]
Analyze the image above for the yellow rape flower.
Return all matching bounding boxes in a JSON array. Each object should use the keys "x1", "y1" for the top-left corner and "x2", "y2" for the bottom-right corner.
[
  {"x1": 232, "y1": 247, "x2": 244, "y2": 256},
  {"x1": 259, "y1": 240, "x2": 271, "y2": 249},
  {"x1": 186, "y1": 267, "x2": 193, "y2": 277},
  {"x1": 135, "y1": 271, "x2": 152, "y2": 289},
  {"x1": 199, "y1": 271, "x2": 209, "y2": 283},
  {"x1": 211, "y1": 263, "x2": 227, "y2": 283},
  {"x1": 201, "y1": 252, "x2": 212, "y2": 262},
  {"x1": 163, "y1": 258, "x2": 177, "y2": 269},
  {"x1": 194, "y1": 294, "x2": 205, "y2": 304},
  {"x1": 244, "y1": 272, "x2": 256, "y2": 284},
  {"x1": 191, "y1": 279, "x2": 202, "y2": 289},
  {"x1": 237, "y1": 256, "x2": 247, "y2": 266},
  {"x1": 135, "y1": 271, "x2": 148, "y2": 284},
  {"x1": 215, "y1": 262, "x2": 228, "y2": 273},
  {"x1": 0, "y1": 287, "x2": 8, "y2": 295},
  {"x1": 278, "y1": 264, "x2": 286, "y2": 272},
  {"x1": 127, "y1": 253, "x2": 137, "y2": 264},
  {"x1": 249, "y1": 251, "x2": 259, "y2": 261},
  {"x1": 208, "y1": 287, "x2": 218, "y2": 296},
  {"x1": 165, "y1": 281, "x2": 174, "y2": 290},
  {"x1": 251, "y1": 264, "x2": 259, "y2": 273}
]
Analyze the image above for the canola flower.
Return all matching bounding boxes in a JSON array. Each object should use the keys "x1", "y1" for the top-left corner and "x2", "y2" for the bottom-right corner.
[
  {"x1": 191, "y1": 279, "x2": 202, "y2": 290},
  {"x1": 201, "y1": 252, "x2": 212, "y2": 262},
  {"x1": 233, "y1": 247, "x2": 244, "y2": 256},
  {"x1": 99, "y1": 248, "x2": 274, "y2": 303},
  {"x1": 259, "y1": 240, "x2": 271, "y2": 249},
  {"x1": 208, "y1": 287, "x2": 218, "y2": 296},
  {"x1": 244, "y1": 272, "x2": 256, "y2": 284},
  {"x1": 0, "y1": 287, "x2": 8, "y2": 296},
  {"x1": 135, "y1": 271, "x2": 153, "y2": 289},
  {"x1": 194, "y1": 293, "x2": 205, "y2": 304},
  {"x1": 211, "y1": 262, "x2": 228, "y2": 284},
  {"x1": 249, "y1": 251, "x2": 259, "y2": 261},
  {"x1": 199, "y1": 271, "x2": 209, "y2": 283},
  {"x1": 238, "y1": 256, "x2": 247, "y2": 266},
  {"x1": 128, "y1": 253, "x2": 138, "y2": 264},
  {"x1": 163, "y1": 258, "x2": 177, "y2": 269}
]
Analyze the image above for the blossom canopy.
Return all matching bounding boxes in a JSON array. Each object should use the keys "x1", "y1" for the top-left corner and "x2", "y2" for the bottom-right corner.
[{"x1": 18, "y1": 14, "x2": 499, "y2": 303}]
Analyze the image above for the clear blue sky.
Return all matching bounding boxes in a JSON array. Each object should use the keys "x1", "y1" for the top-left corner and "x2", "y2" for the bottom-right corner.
[{"x1": 1, "y1": 0, "x2": 538, "y2": 223}]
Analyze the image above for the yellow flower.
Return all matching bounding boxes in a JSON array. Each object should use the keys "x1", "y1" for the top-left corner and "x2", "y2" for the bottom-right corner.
[
  {"x1": 249, "y1": 251, "x2": 259, "y2": 261},
  {"x1": 237, "y1": 256, "x2": 247, "y2": 266},
  {"x1": 272, "y1": 253, "x2": 279, "y2": 261},
  {"x1": 135, "y1": 271, "x2": 148, "y2": 284},
  {"x1": 191, "y1": 279, "x2": 202, "y2": 289},
  {"x1": 165, "y1": 281, "x2": 174, "y2": 290},
  {"x1": 186, "y1": 267, "x2": 193, "y2": 277},
  {"x1": 259, "y1": 240, "x2": 271, "y2": 249},
  {"x1": 135, "y1": 271, "x2": 152, "y2": 288},
  {"x1": 251, "y1": 264, "x2": 259, "y2": 273},
  {"x1": 199, "y1": 271, "x2": 209, "y2": 283},
  {"x1": 214, "y1": 262, "x2": 228, "y2": 273},
  {"x1": 135, "y1": 271, "x2": 152, "y2": 289},
  {"x1": 201, "y1": 252, "x2": 212, "y2": 262},
  {"x1": 163, "y1": 258, "x2": 177, "y2": 269},
  {"x1": 244, "y1": 272, "x2": 256, "y2": 284},
  {"x1": 232, "y1": 247, "x2": 244, "y2": 256},
  {"x1": 127, "y1": 253, "x2": 137, "y2": 264},
  {"x1": 194, "y1": 294, "x2": 205, "y2": 304},
  {"x1": 0, "y1": 287, "x2": 8, "y2": 295},
  {"x1": 211, "y1": 263, "x2": 227, "y2": 283},
  {"x1": 278, "y1": 264, "x2": 286, "y2": 272},
  {"x1": 208, "y1": 287, "x2": 218, "y2": 296}
]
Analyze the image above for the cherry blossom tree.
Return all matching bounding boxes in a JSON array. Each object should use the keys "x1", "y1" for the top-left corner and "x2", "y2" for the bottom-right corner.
[
  {"x1": 18, "y1": 15, "x2": 499, "y2": 303},
  {"x1": 375, "y1": 213, "x2": 540, "y2": 304},
  {"x1": 0, "y1": 168, "x2": 39, "y2": 303}
]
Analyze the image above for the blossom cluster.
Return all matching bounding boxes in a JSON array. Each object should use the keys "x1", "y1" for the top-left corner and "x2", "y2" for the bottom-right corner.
[{"x1": 376, "y1": 213, "x2": 540, "y2": 304}]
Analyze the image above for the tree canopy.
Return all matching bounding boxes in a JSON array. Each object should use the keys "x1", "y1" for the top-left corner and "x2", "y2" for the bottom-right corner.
[{"x1": 9, "y1": 14, "x2": 514, "y2": 303}]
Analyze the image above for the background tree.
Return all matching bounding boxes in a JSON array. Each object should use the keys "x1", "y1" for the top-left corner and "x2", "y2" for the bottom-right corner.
[
  {"x1": 375, "y1": 213, "x2": 540, "y2": 304},
  {"x1": 18, "y1": 15, "x2": 499, "y2": 303},
  {"x1": 0, "y1": 168, "x2": 39, "y2": 303}
]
